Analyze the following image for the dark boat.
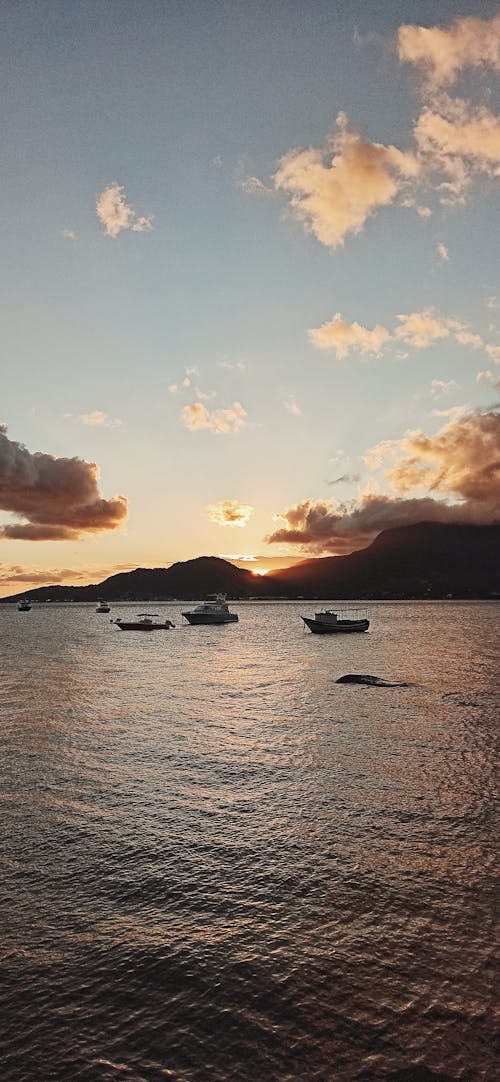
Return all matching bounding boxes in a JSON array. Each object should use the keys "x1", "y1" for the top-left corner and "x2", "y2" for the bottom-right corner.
[
  {"x1": 114, "y1": 613, "x2": 175, "y2": 631},
  {"x1": 302, "y1": 608, "x2": 369, "y2": 634}
]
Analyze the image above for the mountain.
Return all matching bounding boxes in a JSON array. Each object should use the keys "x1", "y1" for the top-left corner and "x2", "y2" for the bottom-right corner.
[
  {"x1": 267, "y1": 522, "x2": 500, "y2": 599},
  {"x1": 1, "y1": 557, "x2": 268, "y2": 603},
  {"x1": 1, "y1": 523, "x2": 499, "y2": 603}
]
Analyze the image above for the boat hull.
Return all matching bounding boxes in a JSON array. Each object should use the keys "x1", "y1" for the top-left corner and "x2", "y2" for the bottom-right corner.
[
  {"x1": 182, "y1": 613, "x2": 238, "y2": 625},
  {"x1": 116, "y1": 621, "x2": 173, "y2": 631},
  {"x1": 302, "y1": 617, "x2": 369, "y2": 634}
]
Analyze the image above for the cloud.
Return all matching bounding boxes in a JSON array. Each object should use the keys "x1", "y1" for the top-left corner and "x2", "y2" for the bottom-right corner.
[
  {"x1": 0, "y1": 561, "x2": 137, "y2": 588},
  {"x1": 386, "y1": 410, "x2": 500, "y2": 503},
  {"x1": 328, "y1": 473, "x2": 361, "y2": 486},
  {"x1": 477, "y1": 370, "x2": 500, "y2": 391},
  {"x1": 78, "y1": 411, "x2": 122, "y2": 428},
  {"x1": 309, "y1": 312, "x2": 391, "y2": 358},
  {"x1": 61, "y1": 229, "x2": 77, "y2": 241},
  {"x1": 455, "y1": 330, "x2": 484, "y2": 350},
  {"x1": 437, "y1": 242, "x2": 449, "y2": 262},
  {"x1": 0, "y1": 425, "x2": 127, "y2": 541},
  {"x1": 485, "y1": 344, "x2": 500, "y2": 365},
  {"x1": 397, "y1": 14, "x2": 500, "y2": 88},
  {"x1": 414, "y1": 96, "x2": 500, "y2": 197},
  {"x1": 239, "y1": 175, "x2": 274, "y2": 197},
  {"x1": 96, "y1": 183, "x2": 153, "y2": 238},
  {"x1": 274, "y1": 112, "x2": 418, "y2": 248},
  {"x1": 430, "y1": 378, "x2": 459, "y2": 397},
  {"x1": 207, "y1": 500, "x2": 254, "y2": 527},
  {"x1": 395, "y1": 308, "x2": 458, "y2": 348},
  {"x1": 181, "y1": 401, "x2": 247, "y2": 434},
  {"x1": 309, "y1": 305, "x2": 499, "y2": 364},
  {"x1": 217, "y1": 358, "x2": 246, "y2": 371},
  {"x1": 267, "y1": 410, "x2": 500, "y2": 554},
  {"x1": 283, "y1": 396, "x2": 302, "y2": 416}
]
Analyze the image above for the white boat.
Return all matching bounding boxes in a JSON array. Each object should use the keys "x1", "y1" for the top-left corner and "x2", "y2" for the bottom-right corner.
[
  {"x1": 17, "y1": 599, "x2": 31, "y2": 611},
  {"x1": 96, "y1": 600, "x2": 110, "y2": 613},
  {"x1": 302, "y1": 608, "x2": 369, "y2": 634},
  {"x1": 182, "y1": 594, "x2": 239, "y2": 625}
]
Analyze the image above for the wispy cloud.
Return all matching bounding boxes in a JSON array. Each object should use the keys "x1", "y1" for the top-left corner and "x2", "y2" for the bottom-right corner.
[
  {"x1": 283, "y1": 396, "x2": 302, "y2": 416},
  {"x1": 207, "y1": 499, "x2": 254, "y2": 527},
  {"x1": 309, "y1": 312, "x2": 391, "y2": 358},
  {"x1": 477, "y1": 370, "x2": 500, "y2": 391},
  {"x1": 437, "y1": 242, "x2": 449, "y2": 262},
  {"x1": 96, "y1": 183, "x2": 153, "y2": 238},
  {"x1": 181, "y1": 401, "x2": 247, "y2": 434},
  {"x1": 395, "y1": 308, "x2": 458, "y2": 348},
  {"x1": 310, "y1": 304, "x2": 500, "y2": 365},
  {"x1": 61, "y1": 228, "x2": 77, "y2": 241},
  {"x1": 0, "y1": 424, "x2": 127, "y2": 541},
  {"x1": 430, "y1": 378, "x2": 458, "y2": 397},
  {"x1": 78, "y1": 411, "x2": 122, "y2": 428},
  {"x1": 239, "y1": 174, "x2": 274, "y2": 197},
  {"x1": 216, "y1": 358, "x2": 246, "y2": 371},
  {"x1": 397, "y1": 13, "x2": 500, "y2": 89}
]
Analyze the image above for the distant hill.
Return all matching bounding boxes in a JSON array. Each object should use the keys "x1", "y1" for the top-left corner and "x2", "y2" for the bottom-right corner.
[
  {"x1": 1, "y1": 523, "x2": 499, "y2": 603},
  {"x1": 1, "y1": 557, "x2": 269, "y2": 604},
  {"x1": 267, "y1": 522, "x2": 500, "y2": 599}
]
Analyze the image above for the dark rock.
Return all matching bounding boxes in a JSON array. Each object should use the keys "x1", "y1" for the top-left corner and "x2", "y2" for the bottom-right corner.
[{"x1": 336, "y1": 674, "x2": 411, "y2": 687}]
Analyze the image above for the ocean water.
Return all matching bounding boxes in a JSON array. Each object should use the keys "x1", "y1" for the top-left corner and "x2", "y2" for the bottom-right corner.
[{"x1": 0, "y1": 601, "x2": 498, "y2": 1082}]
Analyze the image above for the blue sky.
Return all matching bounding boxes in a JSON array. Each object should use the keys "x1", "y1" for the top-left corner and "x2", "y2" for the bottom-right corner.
[{"x1": 1, "y1": 1, "x2": 499, "y2": 592}]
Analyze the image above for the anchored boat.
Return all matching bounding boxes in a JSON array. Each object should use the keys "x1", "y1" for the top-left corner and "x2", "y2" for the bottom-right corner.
[
  {"x1": 17, "y1": 599, "x2": 31, "y2": 611},
  {"x1": 114, "y1": 613, "x2": 175, "y2": 631},
  {"x1": 302, "y1": 608, "x2": 369, "y2": 634},
  {"x1": 182, "y1": 594, "x2": 238, "y2": 625},
  {"x1": 96, "y1": 599, "x2": 110, "y2": 613}
]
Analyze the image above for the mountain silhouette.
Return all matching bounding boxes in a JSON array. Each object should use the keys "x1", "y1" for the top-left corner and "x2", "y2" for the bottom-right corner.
[{"x1": 1, "y1": 523, "x2": 499, "y2": 602}]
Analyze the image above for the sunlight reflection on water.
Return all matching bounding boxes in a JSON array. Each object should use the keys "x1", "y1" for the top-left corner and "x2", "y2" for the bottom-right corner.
[{"x1": 0, "y1": 601, "x2": 498, "y2": 1080}]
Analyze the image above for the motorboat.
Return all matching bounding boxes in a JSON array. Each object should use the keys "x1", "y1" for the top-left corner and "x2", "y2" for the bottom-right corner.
[
  {"x1": 96, "y1": 599, "x2": 110, "y2": 613},
  {"x1": 17, "y1": 599, "x2": 31, "y2": 611},
  {"x1": 114, "y1": 613, "x2": 175, "y2": 631},
  {"x1": 182, "y1": 594, "x2": 238, "y2": 625},
  {"x1": 302, "y1": 608, "x2": 369, "y2": 634}
]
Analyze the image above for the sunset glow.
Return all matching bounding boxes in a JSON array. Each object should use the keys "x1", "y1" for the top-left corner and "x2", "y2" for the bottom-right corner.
[{"x1": 0, "y1": 3, "x2": 498, "y2": 597}]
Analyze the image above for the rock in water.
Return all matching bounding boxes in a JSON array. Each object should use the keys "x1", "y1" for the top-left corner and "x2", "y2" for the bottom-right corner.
[{"x1": 336, "y1": 674, "x2": 410, "y2": 687}]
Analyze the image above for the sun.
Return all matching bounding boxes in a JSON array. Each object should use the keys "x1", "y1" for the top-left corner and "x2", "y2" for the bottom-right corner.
[{"x1": 251, "y1": 568, "x2": 268, "y2": 576}]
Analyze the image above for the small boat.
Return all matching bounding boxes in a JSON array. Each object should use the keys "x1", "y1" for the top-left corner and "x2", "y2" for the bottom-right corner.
[
  {"x1": 17, "y1": 599, "x2": 31, "y2": 611},
  {"x1": 182, "y1": 594, "x2": 239, "y2": 625},
  {"x1": 114, "y1": 613, "x2": 175, "y2": 631},
  {"x1": 96, "y1": 599, "x2": 110, "y2": 613},
  {"x1": 302, "y1": 608, "x2": 369, "y2": 634}
]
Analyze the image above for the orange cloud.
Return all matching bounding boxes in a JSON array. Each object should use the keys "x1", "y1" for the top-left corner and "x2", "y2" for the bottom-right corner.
[
  {"x1": 0, "y1": 425, "x2": 127, "y2": 541},
  {"x1": 386, "y1": 411, "x2": 500, "y2": 505},
  {"x1": 96, "y1": 183, "x2": 153, "y2": 238},
  {"x1": 274, "y1": 113, "x2": 418, "y2": 248},
  {"x1": 267, "y1": 411, "x2": 500, "y2": 554},
  {"x1": 395, "y1": 308, "x2": 458, "y2": 348},
  {"x1": 207, "y1": 500, "x2": 254, "y2": 527},
  {"x1": 78, "y1": 411, "x2": 122, "y2": 428},
  {"x1": 181, "y1": 401, "x2": 247, "y2": 434},
  {"x1": 397, "y1": 14, "x2": 500, "y2": 88},
  {"x1": 309, "y1": 312, "x2": 391, "y2": 358},
  {"x1": 415, "y1": 97, "x2": 500, "y2": 194}
]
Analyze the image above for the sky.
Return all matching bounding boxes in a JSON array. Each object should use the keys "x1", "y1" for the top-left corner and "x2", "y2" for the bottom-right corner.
[{"x1": 1, "y1": 0, "x2": 499, "y2": 595}]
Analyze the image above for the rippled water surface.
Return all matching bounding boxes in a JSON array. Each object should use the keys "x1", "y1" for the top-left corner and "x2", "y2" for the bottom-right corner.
[{"x1": 0, "y1": 601, "x2": 498, "y2": 1081}]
